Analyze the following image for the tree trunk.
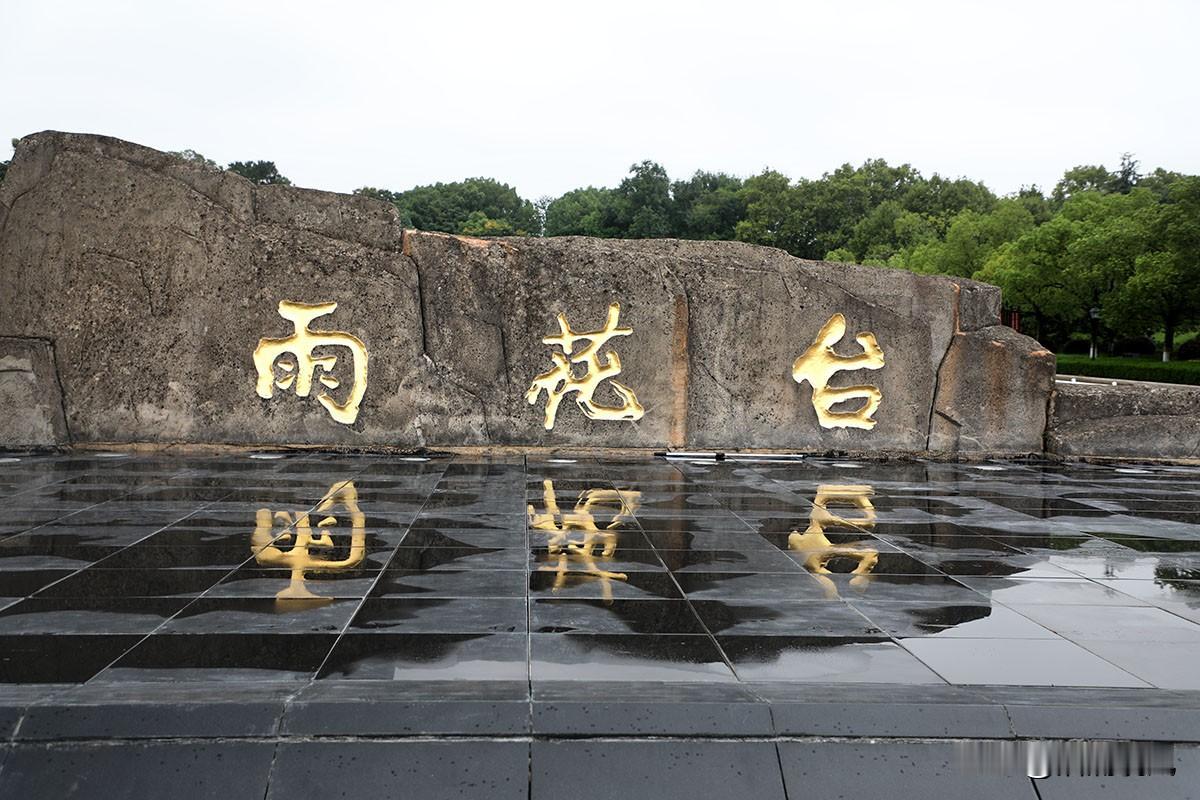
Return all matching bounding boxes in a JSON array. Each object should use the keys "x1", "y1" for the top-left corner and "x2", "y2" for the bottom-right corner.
[{"x1": 1164, "y1": 320, "x2": 1175, "y2": 363}]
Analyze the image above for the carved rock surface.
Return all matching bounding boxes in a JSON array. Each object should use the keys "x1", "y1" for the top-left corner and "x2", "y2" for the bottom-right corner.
[
  {"x1": 0, "y1": 338, "x2": 68, "y2": 448},
  {"x1": 929, "y1": 326, "x2": 1056, "y2": 454},
  {"x1": 1047, "y1": 381, "x2": 1200, "y2": 459},
  {"x1": 0, "y1": 131, "x2": 1054, "y2": 453}
]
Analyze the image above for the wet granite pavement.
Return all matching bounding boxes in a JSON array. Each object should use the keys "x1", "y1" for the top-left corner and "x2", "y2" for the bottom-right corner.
[{"x1": 1, "y1": 451, "x2": 1199, "y2": 797}]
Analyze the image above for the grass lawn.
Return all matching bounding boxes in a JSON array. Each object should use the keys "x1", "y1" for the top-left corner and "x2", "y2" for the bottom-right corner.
[{"x1": 1055, "y1": 354, "x2": 1200, "y2": 386}]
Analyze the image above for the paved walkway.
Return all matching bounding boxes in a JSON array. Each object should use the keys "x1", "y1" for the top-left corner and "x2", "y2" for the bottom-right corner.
[{"x1": 1, "y1": 452, "x2": 1198, "y2": 797}]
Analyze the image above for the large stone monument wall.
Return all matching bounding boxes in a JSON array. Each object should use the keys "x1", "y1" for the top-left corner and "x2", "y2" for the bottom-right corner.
[{"x1": 0, "y1": 132, "x2": 1056, "y2": 454}]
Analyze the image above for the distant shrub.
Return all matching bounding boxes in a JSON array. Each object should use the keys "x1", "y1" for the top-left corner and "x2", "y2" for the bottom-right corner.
[
  {"x1": 1110, "y1": 336, "x2": 1156, "y2": 357},
  {"x1": 1059, "y1": 338, "x2": 1090, "y2": 355},
  {"x1": 1056, "y1": 355, "x2": 1200, "y2": 386},
  {"x1": 1177, "y1": 338, "x2": 1200, "y2": 361}
]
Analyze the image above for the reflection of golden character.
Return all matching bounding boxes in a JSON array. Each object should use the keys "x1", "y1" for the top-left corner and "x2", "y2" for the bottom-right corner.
[
  {"x1": 789, "y1": 484, "x2": 879, "y2": 598},
  {"x1": 528, "y1": 479, "x2": 641, "y2": 604},
  {"x1": 526, "y1": 302, "x2": 644, "y2": 430},
  {"x1": 252, "y1": 480, "x2": 366, "y2": 609},
  {"x1": 792, "y1": 314, "x2": 884, "y2": 430},
  {"x1": 253, "y1": 300, "x2": 368, "y2": 424}
]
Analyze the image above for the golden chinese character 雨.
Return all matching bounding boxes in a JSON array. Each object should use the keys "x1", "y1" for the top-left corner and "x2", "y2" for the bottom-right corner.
[
  {"x1": 253, "y1": 300, "x2": 368, "y2": 425},
  {"x1": 526, "y1": 302, "x2": 645, "y2": 430},
  {"x1": 789, "y1": 484, "x2": 879, "y2": 598},
  {"x1": 251, "y1": 480, "x2": 366, "y2": 608},
  {"x1": 528, "y1": 479, "x2": 641, "y2": 604},
  {"x1": 792, "y1": 313, "x2": 885, "y2": 430}
]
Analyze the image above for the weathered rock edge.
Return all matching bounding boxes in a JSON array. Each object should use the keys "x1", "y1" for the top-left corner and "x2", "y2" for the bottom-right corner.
[
  {"x1": 1047, "y1": 380, "x2": 1200, "y2": 459},
  {"x1": 0, "y1": 130, "x2": 1054, "y2": 454}
]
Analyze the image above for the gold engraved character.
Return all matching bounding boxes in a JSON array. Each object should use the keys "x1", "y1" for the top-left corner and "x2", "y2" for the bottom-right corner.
[
  {"x1": 526, "y1": 302, "x2": 645, "y2": 430},
  {"x1": 791, "y1": 313, "x2": 885, "y2": 430},
  {"x1": 251, "y1": 481, "x2": 366, "y2": 609},
  {"x1": 528, "y1": 479, "x2": 641, "y2": 604},
  {"x1": 789, "y1": 484, "x2": 879, "y2": 598},
  {"x1": 253, "y1": 301, "x2": 368, "y2": 424}
]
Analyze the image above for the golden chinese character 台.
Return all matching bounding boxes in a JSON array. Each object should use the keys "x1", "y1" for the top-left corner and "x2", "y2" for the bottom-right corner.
[
  {"x1": 251, "y1": 480, "x2": 366, "y2": 609},
  {"x1": 791, "y1": 313, "x2": 885, "y2": 430},
  {"x1": 253, "y1": 300, "x2": 368, "y2": 425},
  {"x1": 525, "y1": 302, "x2": 645, "y2": 430},
  {"x1": 789, "y1": 484, "x2": 879, "y2": 598},
  {"x1": 528, "y1": 479, "x2": 641, "y2": 604}
]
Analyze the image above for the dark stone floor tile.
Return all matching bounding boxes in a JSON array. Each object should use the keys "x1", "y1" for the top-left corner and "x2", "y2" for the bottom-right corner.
[
  {"x1": 350, "y1": 597, "x2": 527, "y2": 633},
  {"x1": 387, "y1": 545, "x2": 527, "y2": 571},
  {"x1": 0, "y1": 569, "x2": 74, "y2": 597},
  {"x1": 34, "y1": 568, "x2": 228, "y2": 598},
  {"x1": 1003, "y1": 703, "x2": 1200, "y2": 742},
  {"x1": 267, "y1": 741, "x2": 528, "y2": 800},
  {"x1": 848, "y1": 599, "x2": 1058, "y2": 639},
  {"x1": 532, "y1": 740, "x2": 787, "y2": 800},
  {"x1": 18, "y1": 683, "x2": 291, "y2": 740},
  {"x1": 0, "y1": 741, "x2": 276, "y2": 799},
  {"x1": 531, "y1": 599, "x2": 703, "y2": 634},
  {"x1": 0, "y1": 597, "x2": 189, "y2": 634},
  {"x1": 673, "y1": 571, "x2": 831, "y2": 600},
  {"x1": 899, "y1": 637, "x2": 1151, "y2": 687},
  {"x1": 0, "y1": 634, "x2": 140, "y2": 683},
  {"x1": 95, "y1": 633, "x2": 337, "y2": 682},
  {"x1": 529, "y1": 570, "x2": 683, "y2": 600},
  {"x1": 159, "y1": 597, "x2": 360, "y2": 634},
  {"x1": 691, "y1": 599, "x2": 880, "y2": 636},
  {"x1": 372, "y1": 568, "x2": 527, "y2": 598},
  {"x1": 719, "y1": 635, "x2": 946, "y2": 683},
  {"x1": 284, "y1": 680, "x2": 529, "y2": 735},
  {"x1": 777, "y1": 741, "x2": 1038, "y2": 799},
  {"x1": 318, "y1": 632, "x2": 528, "y2": 681},
  {"x1": 1036, "y1": 744, "x2": 1200, "y2": 798},
  {"x1": 531, "y1": 633, "x2": 735, "y2": 683},
  {"x1": 206, "y1": 566, "x2": 379, "y2": 599}
]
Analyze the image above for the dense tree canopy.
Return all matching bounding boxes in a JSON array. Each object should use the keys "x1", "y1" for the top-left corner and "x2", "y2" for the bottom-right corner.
[{"x1": 228, "y1": 160, "x2": 291, "y2": 185}]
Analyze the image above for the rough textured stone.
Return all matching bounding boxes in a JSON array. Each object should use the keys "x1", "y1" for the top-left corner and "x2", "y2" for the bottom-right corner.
[
  {"x1": 929, "y1": 325, "x2": 1056, "y2": 454},
  {"x1": 1047, "y1": 380, "x2": 1200, "y2": 459},
  {"x1": 0, "y1": 337, "x2": 68, "y2": 448},
  {"x1": 0, "y1": 130, "x2": 1052, "y2": 454}
]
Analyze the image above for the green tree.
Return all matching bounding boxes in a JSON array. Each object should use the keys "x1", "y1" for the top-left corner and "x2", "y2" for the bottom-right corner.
[
  {"x1": 976, "y1": 216, "x2": 1081, "y2": 347},
  {"x1": 168, "y1": 149, "x2": 219, "y2": 169},
  {"x1": 900, "y1": 200, "x2": 1035, "y2": 277},
  {"x1": 356, "y1": 178, "x2": 540, "y2": 236},
  {"x1": 1053, "y1": 164, "x2": 1116, "y2": 204},
  {"x1": 1111, "y1": 178, "x2": 1200, "y2": 360},
  {"x1": 543, "y1": 187, "x2": 622, "y2": 237},
  {"x1": 228, "y1": 160, "x2": 291, "y2": 185},
  {"x1": 671, "y1": 171, "x2": 745, "y2": 240}
]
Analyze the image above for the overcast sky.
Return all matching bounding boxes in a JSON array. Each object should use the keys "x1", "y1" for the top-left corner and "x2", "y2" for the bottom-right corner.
[{"x1": 3, "y1": 0, "x2": 1197, "y2": 200}]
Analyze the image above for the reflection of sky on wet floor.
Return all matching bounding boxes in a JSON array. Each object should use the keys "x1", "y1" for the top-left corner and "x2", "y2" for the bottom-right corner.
[{"x1": 1, "y1": 453, "x2": 1200, "y2": 688}]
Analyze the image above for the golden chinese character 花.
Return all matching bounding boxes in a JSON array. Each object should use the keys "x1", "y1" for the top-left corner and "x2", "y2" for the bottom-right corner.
[
  {"x1": 792, "y1": 313, "x2": 884, "y2": 430},
  {"x1": 251, "y1": 481, "x2": 367, "y2": 609},
  {"x1": 528, "y1": 479, "x2": 641, "y2": 604},
  {"x1": 253, "y1": 300, "x2": 368, "y2": 425},
  {"x1": 525, "y1": 302, "x2": 645, "y2": 430}
]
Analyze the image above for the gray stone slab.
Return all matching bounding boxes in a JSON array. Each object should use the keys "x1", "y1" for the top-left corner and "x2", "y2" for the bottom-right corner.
[
  {"x1": 777, "y1": 741, "x2": 1039, "y2": 799},
  {"x1": 0, "y1": 741, "x2": 276, "y2": 799},
  {"x1": 1048, "y1": 381, "x2": 1200, "y2": 460},
  {"x1": 1036, "y1": 744, "x2": 1200, "y2": 799},
  {"x1": 283, "y1": 679, "x2": 530, "y2": 735},
  {"x1": 266, "y1": 741, "x2": 528, "y2": 800},
  {"x1": 16, "y1": 681, "x2": 293, "y2": 741},
  {"x1": 532, "y1": 740, "x2": 787, "y2": 800}
]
